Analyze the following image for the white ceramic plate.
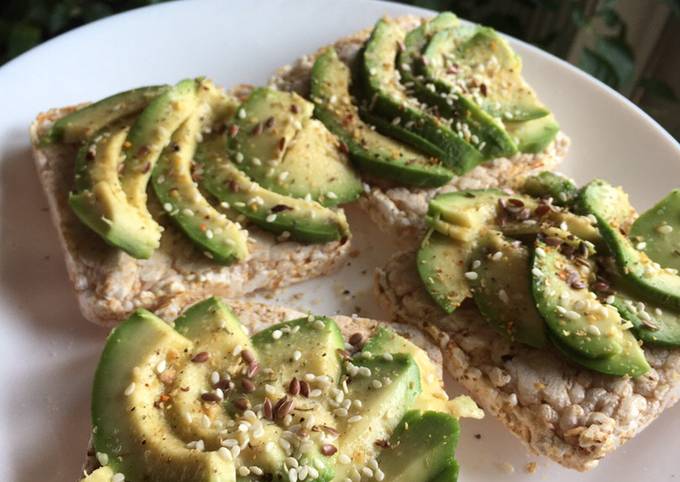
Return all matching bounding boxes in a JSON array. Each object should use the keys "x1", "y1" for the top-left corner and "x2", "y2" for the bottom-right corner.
[{"x1": 1, "y1": 0, "x2": 679, "y2": 480}]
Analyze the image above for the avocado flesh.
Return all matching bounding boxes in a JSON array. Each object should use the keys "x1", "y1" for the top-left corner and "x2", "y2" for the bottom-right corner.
[
  {"x1": 198, "y1": 147, "x2": 349, "y2": 243},
  {"x1": 521, "y1": 170, "x2": 578, "y2": 206},
  {"x1": 310, "y1": 47, "x2": 453, "y2": 188},
  {"x1": 426, "y1": 26, "x2": 549, "y2": 122},
  {"x1": 405, "y1": 21, "x2": 518, "y2": 160},
  {"x1": 362, "y1": 326, "x2": 473, "y2": 417},
  {"x1": 92, "y1": 309, "x2": 236, "y2": 481},
  {"x1": 120, "y1": 78, "x2": 201, "y2": 238},
  {"x1": 362, "y1": 19, "x2": 483, "y2": 174},
  {"x1": 610, "y1": 289, "x2": 680, "y2": 347},
  {"x1": 580, "y1": 180, "x2": 680, "y2": 311},
  {"x1": 334, "y1": 354, "x2": 421, "y2": 481},
  {"x1": 427, "y1": 189, "x2": 601, "y2": 246},
  {"x1": 549, "y1": 331, "x2": 649, "y2": 377},
  {"x1": 152, "y1": 94, "x2": 249, "y2": 264},
  {"x1": 469, "y1": 231, "x2": 547, "y2": 347},
  {"x1": 47, "y1": 85, "x2": 169, "y2": 144},
  {"x1": 229, "y1": 87, "x2": 362, "y2": 206},
  {"x1": 169, "y1": 298, "x2": 253, "y2": 448},
  {"x1": 631, "y1": 189, "x2": 680, "y2": 272},
  {"x1": 532, "y1": 237, "x2": 629, "y2": 359},
  {"x1": 69, "y1": 122, "x2": 162, "y2": 259},
  {"x1": 377, "y1": 410, "x2": 460, "y2": 482},
  {"x1": 418, "y1": 231, "x2": 473, "y2": 314},
  {"x1": 506, "y1": 114, "x2": 560, "y2": 154}
]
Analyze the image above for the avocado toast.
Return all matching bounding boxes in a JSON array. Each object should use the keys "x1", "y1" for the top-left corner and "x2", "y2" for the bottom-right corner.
[
  {"x1": 79, "y1": 296, "x2": 482, "y2": 481},
  {"x1": 375, "y1": 174, "x2": 680, "y2": 470},
  {"x1": 31, "y1": 83, "x2": 354, "y2": 326},
  {"x1": 270, "y1": 14, "x2": 569, "y2": 247}
]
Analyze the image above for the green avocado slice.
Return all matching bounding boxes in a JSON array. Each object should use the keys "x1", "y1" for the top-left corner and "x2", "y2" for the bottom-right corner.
[
  {"x1": 362, "y1": 18, "x2": 483, "y2": 174},
  {"x1": 505, "y1": 114, "x2": 560, "y2": 154},
  {"x1": 469, "y1": 231, "x2": 547, "y2": 347},
  {"x1": 611, "y1": 289, "x2": 680, "y2": 347},
  {"x1": 418, "y1": 231, "x2": 473, "y2": 314},
  {"x1": 549, "y1": 331, "x2": 649, "y2": 378},
  {"x1": 120, "y1": 78, "x2": 202, "y2": 241},
  {"x1": 152, "y1": 88, "x2": 249, "y2": 264},
  {"x1": 69, "y1": 122, "x2": 162, "y2": 259},
  {"x1": 403, "y1": 19, "x2": 518, "y2": 160},
  {"x1": 579, "y1": 180, "x2": 680, "y2": 311},
  {"x1": 520, "y1": 171, "x2": 578, "y2": 206},
  {"x1": 92, "y1": 309, "x2": 236, "y2": 481},
  {"x1": 377, "y1": 410, "x2": 460, "y2": 482},
  {"x1": 425, "y1": 26, "x2": 549, "y2": 122},
  {"x1": 198, "y1": 132, "x2": 350, "y2": 244},
  {"x1": 228, "y1": 87, "x2": 362, "y2": 206},
  {"x1": 531, "y1": 235, "x2": 626, "y2": 359},
  {"x1": 630, "y1": 189, "x2": 680, "y2": 272},
  {"x1": 334, "y1": 353, "x2": 421, "y2": 481},
  {"x1": 45, "y1": 85, "x2": 169, "y2": 144},
  {"x1": 310, "y1": 47, "x2": 453, "y2": 188}
]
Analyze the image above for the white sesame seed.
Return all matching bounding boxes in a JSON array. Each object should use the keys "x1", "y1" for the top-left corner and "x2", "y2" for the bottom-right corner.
[
  {"x1": 218, "y1": 447, "x2": 232, "y2": 460},
  {"x1": 491, "y1": 251, "x2": 503, "y2": 261},
  {"x1": 471, "y1": 259, "x2": 481, "y2": 269},
  {"x1": 464, "y1": 271, "x2": 478, "y2": 280},
  {"x1": 531, "y1": 268, "x2": 543, "y2": 277},
  {"x1": 111, "y1": 474, "x2": 125, "y2": 482},
  {"x1": 266, "y1": 213, "x2": 277, "y2": 223},
  {"x1": 371, "y1": 380, "x2": 383, "y2": 389},
  {"x1": 535, "y1": 247, "x2": 546, "y2": 257},
  {"x1": 587, "y1": 325, "x2": 601, "y2": 336},
  {"x1": 211, "y1": 371, "x2": 220, "y2": 385},
  {"x1": 232, "y1": 344, "x2": 243, "y2": 357},
  {"x1": 361, "y1": 467, "x2": 374, "y2": 477},
  {"x1": 309, "y1": 389, "x2": 322, "y2": 398},
  {"x1": 163, "y1": 202, "x2": 173, "y2": 212},
  {"x1": 278, "y1": 171, "x2": 289, "y2": 183},
  {"x1": 235, "y1": 152, "x2": 244, "y2": 163},
  {"x1": 348, "y1": 415, "x2": 363, "y2": 423},
  {"x1": 205, "y1": 229, "x2": 214, "y2": 239},
  {"x1": 658, "y1": 224, "x2": 673, "y2": 234},
  {"x1": 289, "y1": 468, "x2": 298, "y2": 482},
  {"x1": 124, "y1": 382, "x2": 136, "y2": 396},
  {"x1": 272, "y1": 329, "x2": 283, "y2": 340},
  {"x1": 250, "y1": 466, "x2": 264, "y2": 476},
  {"x1": 334, "y1": 408, "x2": 348, "y2": 417},
  {"x1": 238, "y1": 108, "x2": 246, "y2": 119},
  {"x1": 326, "y1": 191, "x2": 338, "y2": 200},
  {"x1": 382, "y1": 353, "x2": 393, "y2": 361},
  {"x1": 339, "y1": 454, "x2": 351, "y2": 464},
  {"x1": 238, "y1": 467, "x2": 250, "y2": 477},
  {"x1": 230, "y1": 445, "x2": 241, "y2": 458},
  {"x1": 293, "y1": 350, "x2": 302, "y2": 361},
  {"x1": 314, "y1": 319, "x2": 326, "y2": 330}
]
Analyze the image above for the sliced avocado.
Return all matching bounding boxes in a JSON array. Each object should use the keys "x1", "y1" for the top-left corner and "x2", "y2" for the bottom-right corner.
[
  {"x1": 362, "y1": 18, "x2": 483, "y2": 174},
  {"x1": 427, "y1": 189, "x2": 601, "y2": 246},
  {"x1": 362, "y1": 326, "x2": 462, "y2": 416},
  {"x1": 611, "y1": 289, "x2": 680, "y2": 347},
  {"x1": 251, "y1": 316, "x2": 345, "y2": 386},
  {"x1": 169, "y1": 298, "x2": 253, "y2": 447},
  {"x1": 152, "y1": 90, "x2": 249, "y2": 264},
  {"x1": 46, "y1": 85, "x2": 169, "y2": 144},
  {"x1": 310, "y1": 47, "x2": 453, "y2": 188},
  {"x1": 469, "y1": 231, "x2": 547, "y2": 347},
  {"x1": 92, "y1": 309, "x2": 236, "y2": 481},
  {"x1": 377, "y1": 411, "x2": 460, "y2": 482},
  {"x1": 579, "y1": 180, "x2": 680, "y2": 311},
  {"x1": 406, "y1": 21, "x2": 518, "y2": 160},
  {"x1": 532, "y1": 235, "x2": 628, "y2": 359},
  {"x1": 425, "y1": 25, "x2": 549, "y2": 122},
  {"x1": 506, "y1": 114, "x2": 560, "y2": 154},
  {"x1": 335, "y1": 354, "x2": 421, "y2": 480},
  {"x1": 120, "y1": 78, "x2": 201, "y2": 240},
  {"x1": 549, "y1": 331, "x2": 649, "y2": 378},
  {"x1": 521, "y1": 171, "x2": 578, "y2": 206},
  {"x1": 418, "y1": 231, "x2": 473, "y2": 313},
  {"x1": 69, "y1": 122, "x2": 161, "y2": 259},
  {"x1": 198, "y1": 131, "x2": 350, "y2": 244},
  {"x1": 630, "y1": 189, "x2": 680, "y2": 272},
  {"x1": 228, "y1": 87, "x2": 362, "y2": 206}
]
